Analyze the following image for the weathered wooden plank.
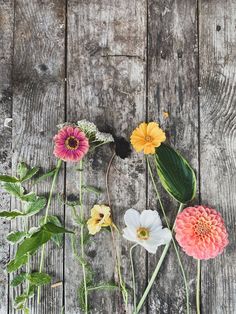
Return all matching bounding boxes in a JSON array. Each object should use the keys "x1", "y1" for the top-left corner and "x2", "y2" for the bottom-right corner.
[
  {"x1": 147, "y1": 0, "x2": 199, "y2": 312},
  {"x1": 200, "y1": 1, "x2": 236, "y2": 313},
  {"x1": 0, "y1": 0, "x2": 14, "y2": 312},
  {"x1": 65, "y1": 0, "x2": 147, "y2": 313},
  {"x1": 10, "y1": 0, "x2": 65, "y2": 313}
]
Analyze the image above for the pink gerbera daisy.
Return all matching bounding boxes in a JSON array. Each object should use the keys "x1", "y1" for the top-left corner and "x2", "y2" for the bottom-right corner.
[
  {"x1": 175, "y1": 205, "x2": 229, "y2": 260},
  {"x1": 53, "y1": 126, "x2": 89, "y2": 162}
]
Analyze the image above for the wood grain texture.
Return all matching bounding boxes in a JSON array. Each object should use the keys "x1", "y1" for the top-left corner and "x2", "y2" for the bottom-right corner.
[
  {"x1": 147, "y1": 0, "x2": 199, "y2": 312},
  {"x1": 199, "y1": 0, "x2": 236, "y2": 313},
  {"x1": 0, "y1": 0, "x2": 14, "y2": 312},
  {"x1": 0, "y1": 0, "x2": 236, "y2": 312},
  {"x1": 10, "y1": 0, "x2": 65, "y2": 313},
  {"x1": 65, "y1": 0, "x2": 147, "y2": 313}
]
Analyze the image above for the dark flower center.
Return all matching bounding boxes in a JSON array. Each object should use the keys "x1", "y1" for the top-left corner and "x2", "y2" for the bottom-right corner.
[
  {"x1": 137, "y1": 227, "x2": 150, "y2": 240},
  {"x1": 65, "y1": 136, "x2": 79, "y2": 150}
]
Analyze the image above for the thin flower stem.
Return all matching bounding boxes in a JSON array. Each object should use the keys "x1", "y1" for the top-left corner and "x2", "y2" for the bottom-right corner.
[
  {"x1": 136, "y1": 203, "x2": 184, "y2": 314},
  {"x1": 106, "y1": 151, "x2": 128, "y2": 310},
  {"x1": 145, "y1": 157, "x2": 189, "y2": 314},
  {"x1": 130, "y1": 244, "x2": 138, "y2": 313},
  {"x1": 79, "y1": 159, "x2": 88, "y2": 314},
  {"x1": 37, "y1": 158, "x2": 62, "y2": 304},
  {"x1": 196, "y1": 259, "x2": 201, "y2": 314}
]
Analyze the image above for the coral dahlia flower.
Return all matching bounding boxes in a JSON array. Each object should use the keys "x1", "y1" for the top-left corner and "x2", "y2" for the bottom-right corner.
[
  {"x1": 53, "y1": 126, "x2": 89, "y2": 162},
  {"x1": 130, "y1": 122, "x2": 166, "y2": 154},
  {"x1": 175, "y1": 206, "x2": 229, "y2": 260}
]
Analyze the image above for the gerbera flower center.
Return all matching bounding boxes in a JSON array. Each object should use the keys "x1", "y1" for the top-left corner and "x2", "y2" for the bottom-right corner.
[
  {"x1": 137, "y1": 227, "x2": 150, "y2": 240},
  {"x1": 65, "y1": 136, "x2": 79, "y2": 150},
  {"x1": 145, "y1": 135, "x2": 152, "y2": 142},
  {"x1": 194, "y1": 218, "x2": 212, "y2": 236}
]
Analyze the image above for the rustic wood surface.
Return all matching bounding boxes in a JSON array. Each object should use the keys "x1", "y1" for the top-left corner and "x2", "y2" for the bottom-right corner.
[{"x1": 0, "y1": 0, "x2": 235, "y2": 313}]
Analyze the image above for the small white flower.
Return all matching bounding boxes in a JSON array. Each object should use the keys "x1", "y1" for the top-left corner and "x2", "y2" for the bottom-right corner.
[
  {"x1": 95, "y1": 131, "x2": 114, "y2": 143},
  {"x1": 77, "y1": 119, "x2": 98, "y2": 134},
  {"x1": 123, "y1": 208, "x2": 172, "y2": 254}
]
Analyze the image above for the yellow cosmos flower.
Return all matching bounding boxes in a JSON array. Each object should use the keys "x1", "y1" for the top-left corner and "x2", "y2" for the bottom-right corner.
[
  {"x1": 130, "y1": 122, "x2": 166, "y2": 154},
  {"x1": 87, "y1": 205, "x2": 112, "y2": 235}
]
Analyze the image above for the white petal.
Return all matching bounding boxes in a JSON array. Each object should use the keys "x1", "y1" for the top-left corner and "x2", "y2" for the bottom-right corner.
[
  {"x1": 140, "y1": 210, "x2": 162, "y2": 229},
  {"x1": 123, "y1": 227, "x2": 137, "y2": 243},
  {"x1": 124, "y1": 208, "x2": 140, "y2": 230},
  {"x1": 141, "y1": 242, "x2": 158, "y2": 254},
  {"x1": 149, "y1": 228, "x2": 172, "y2": 245}
]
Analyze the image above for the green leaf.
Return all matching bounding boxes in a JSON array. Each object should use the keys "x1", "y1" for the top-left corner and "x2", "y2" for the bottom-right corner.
[
  {"x1": 24, "y1": 196, "x2": 46, "y2": 216},
  {"x1": 14, "y1": 293, "x2": 28, "y2": 308},
  {"x1": 155, "y1": 144, "x2": 197, "y2": 204},
  {"x1": 2, "y1": 182, "x2": 24, "y2": 199},
  {"x1": 82, "y1": 185, "x2": 102, "y2": 195},
  {"x1": 21, "y1": 192, "x2": 37, "y2": 202},
  {"x1": 27, "y1": 272, "x2": 51, "y2": 286},
  {"x1": 7, "y1": 231, "x2": 27, "y2": 244},
  {"x1": 17, "y1": 162, "x2": 29, "y2": 180},
  {"x1": 0, "y1": 175, "x2": 19, "y2": 183},
  {"x1": 0, "y1": 210, "x2": 24, "y2": 219},
  {"x1": 21, "y1": 167, "x2": 39, "y2": 183},
  {"x1": 11, "y1": 273, "x2": 27, "y2": 287},
  {"x1": 34, "y1": 168, "x2": 56, "y2": 185},
  {"x1": 42, "y1": 222, "x2": 73, "y2": 234},
  {"x1": 7, "y1": 255, "x2": 28, "y2": 272},
  {"x1": 16, "y1": 229, "x2": 52, "y2": 258},
  {"x1": 40, "y1": 215, "x2": 63, "y2": 247},
  {"x1": 87, "y1": 282, "x2": 118, "y2": 292}
]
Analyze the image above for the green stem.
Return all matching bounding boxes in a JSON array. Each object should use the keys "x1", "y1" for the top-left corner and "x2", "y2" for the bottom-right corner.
[
  {"x1": 79, "y1": 159, "x2": 88, "y2": 314},
  {"x1": 130, "y1": 244, "x2": 138, "y2": 313},
  {"x1": 37, "y1": 158, "x2": 62, "y2": 304},
  {"x1": 106, "y1": 152, "x2": 128, "y2": 308},
  {"x1": 196, "y1": 259, "x2": 201, "y2": 314},
  {"x1": 142, "y1": 157, "x2": 189, "y2": 314}
]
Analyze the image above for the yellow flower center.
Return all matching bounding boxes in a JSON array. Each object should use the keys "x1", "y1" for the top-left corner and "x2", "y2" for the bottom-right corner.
[
  {"x1": 65, "y1": 136, "x2": 79, "y2": 150},
  {"x1": 145, "y1": 135, "x2": 152, "y2": 142},
  {"x1": 194, "y1": 218, "x2": 212, "y2": 236},
  {"x1": 137, "y1": 227, "x2": 150, "y2": 240}
]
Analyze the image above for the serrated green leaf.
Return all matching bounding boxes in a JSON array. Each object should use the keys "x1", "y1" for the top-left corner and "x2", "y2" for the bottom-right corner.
[
  {"x1": 11, "y1": 273, "x2": 27, "y2": 287},
  {"x1": 24, "y1": 196, "x2": 46, "y2": 216},
  {"x1": 33, "y1": 168, "x2": 56, "y2": 185},
  {"x1": 155, "y1": 144, "x2": 197, "y2": 204},
  {"x1": 87, "y1": 282, "x2": 118, "y2": 292},
  {"x1": 40, "y1": 215, "x2": 63, "y2": 247},
  {"x1": 27, "y1": 272, "x2": 51, "y2": 286},
  {"x1": 0, "y1": 175, "x2": 19, "y2": 183},
  {"x1": 7, "y1": 255, "x2": 28, "y2": 272},
  {"x1": 42, "y1": 222, "x2": 73, "y2": 234},
  {"x1": 24, "y1": 308, "x2": 30, "y2": 314},
  {"x1": 21, "y1": 167, "x2": 39, "y2": 183},
  {"x1": 17, "y1": 162, "x2": 28, "y2": 180},
  {"x1": 16, "y1": 229, "x2": 52, "y2": 259},
  {"x1": 2, "y1": 182, "x2": 24, "y2": 199},
  {"x1": 82, "y1": 185, "x2": 102, "y2": 195},
  {"x1": 14, "y1": 293, "x2": 28, "y2": 307},
  {"x1": 0, "y1": 210, "x2": 24, "y2": 219},
  {"x1": 7, "y1": 231, "x2": 27, "y2": 244},
  {"x1": 21, "y1": 192, "x2": 37, "y2": 202}
]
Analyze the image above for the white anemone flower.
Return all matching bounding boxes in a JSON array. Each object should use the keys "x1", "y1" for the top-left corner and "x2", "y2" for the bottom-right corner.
[{"x1": 123, "y1": 209, "x2": 172, "y2": 253}]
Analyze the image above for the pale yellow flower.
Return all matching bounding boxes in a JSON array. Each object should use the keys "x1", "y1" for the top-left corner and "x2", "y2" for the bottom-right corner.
[{"x1": 87, "y1": 205, "x2": 112, "y2": 235}]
